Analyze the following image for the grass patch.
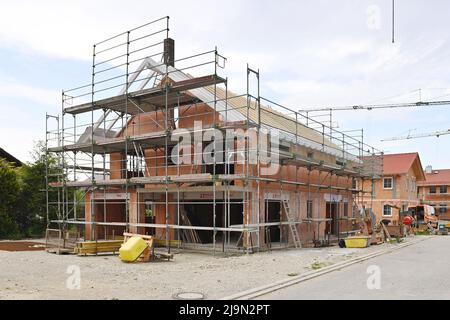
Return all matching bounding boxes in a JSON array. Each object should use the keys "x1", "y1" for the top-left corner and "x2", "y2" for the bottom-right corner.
[
  {"x1": 311, "y1": 261, "x2": 326, "y2": 270},
  {"x1": 415, "y1": 230, "x2": 431, "y2": 236},
  {"x1": 388, "y1": 237, "x2": 404, "y2": 244},
  {"x1": 287, "y1": 273, "x2": 299, "y2": 277}
]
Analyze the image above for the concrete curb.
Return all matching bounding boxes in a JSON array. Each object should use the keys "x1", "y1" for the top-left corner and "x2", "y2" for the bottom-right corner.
[{"x1": 220, "y1": 236, "x2": 431, "y2": 300}]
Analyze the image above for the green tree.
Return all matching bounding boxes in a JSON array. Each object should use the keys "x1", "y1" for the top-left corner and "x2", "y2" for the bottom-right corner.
[
  {"x1": 16, "y1": 142, "x2": 61, "y2": 237},
  {"x1": 0, "y1": 159, "x2": 20, "y2": 239},
  {"x1": 0, "y1": 142, "x2": 72, "y2": 239}
]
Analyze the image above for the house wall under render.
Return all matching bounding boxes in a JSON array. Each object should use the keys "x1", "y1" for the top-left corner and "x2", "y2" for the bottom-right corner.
[{"x1": 83, "y1": 101, "x2": 362, "y2": 249}]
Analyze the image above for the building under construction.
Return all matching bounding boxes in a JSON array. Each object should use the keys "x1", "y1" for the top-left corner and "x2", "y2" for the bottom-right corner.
[{"x1": 45, "y1": 17, "x2": 383, "y2": 253}]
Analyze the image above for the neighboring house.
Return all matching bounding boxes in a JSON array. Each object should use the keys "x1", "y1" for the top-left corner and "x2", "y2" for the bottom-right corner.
[
  {"x1": 0, "y1": 148, "x2": 22, "y2": 167},
  {"x1": 418, "y1": 166, "x2": 450, "y2": 221},
  {"x1": 359, "y1": 153, "x2": 425, "y2": 225}
]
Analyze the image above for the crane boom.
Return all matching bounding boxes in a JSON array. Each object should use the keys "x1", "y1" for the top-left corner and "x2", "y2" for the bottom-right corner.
[
  {"x1": 299, "y1": 100, "x2": 450, "y2": 113},
  {"x1": 382, "y1": 129, "x2": 450, "y2": 142},
  {"x1": 296, "y1": 95, "x2": 450, "y2": 143}
]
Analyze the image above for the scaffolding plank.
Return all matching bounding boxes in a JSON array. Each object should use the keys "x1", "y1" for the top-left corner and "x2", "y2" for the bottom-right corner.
[
  {"x1": 48, "y1": 130, "x2": 173, "y2": 154},
  {"x1": 280, "y1": 152, "x2": 361, "y2": 177},
  {"x1": 65, "y1": 74, "x2": 226, "y2": 115},
  {"x1": 58, "y1": 179, "x2": 127, "y2": 188},
  {"x1": 137, "y1": 185, "x2": 250, "y2": 194},
  {"x1": 57, "y1": 173, "x2": 251, "y2": 188},
  {"x1": 48, "y1": 126, "x2": 228, "y2": 154}
]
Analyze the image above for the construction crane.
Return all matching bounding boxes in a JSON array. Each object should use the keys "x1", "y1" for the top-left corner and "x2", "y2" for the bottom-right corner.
[
  {"x1": 382, "y1": 129, "x2": 450, "y2": 142},
  {"x1": 299, "y1": 99, "x2": 450, "y2": 113},
  {"x1": 297, "y1": 90, "x2": 450, "y2": 143}
]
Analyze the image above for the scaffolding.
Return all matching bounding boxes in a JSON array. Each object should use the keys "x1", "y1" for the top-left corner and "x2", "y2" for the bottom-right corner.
[{"x1": 45, "y1": 17, "x2": 383, "y2": 254}]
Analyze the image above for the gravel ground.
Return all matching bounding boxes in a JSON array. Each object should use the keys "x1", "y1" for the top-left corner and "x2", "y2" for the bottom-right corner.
[{"x1": 0, "y1": 237, "x2": 418, "y2": 300}]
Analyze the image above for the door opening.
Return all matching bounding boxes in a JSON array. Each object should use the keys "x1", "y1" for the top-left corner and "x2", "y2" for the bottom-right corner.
[
  {"x1": 266, "y1": 201, "x2": 281, "y2": 243},
  {"x1": 325, "y1": 202, "x2": 338, "y2": 236}
]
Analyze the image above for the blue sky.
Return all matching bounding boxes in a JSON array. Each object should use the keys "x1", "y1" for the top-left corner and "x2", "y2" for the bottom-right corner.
[{"x1": 1, "y1": 0, "x2": 450, "y2": 169}]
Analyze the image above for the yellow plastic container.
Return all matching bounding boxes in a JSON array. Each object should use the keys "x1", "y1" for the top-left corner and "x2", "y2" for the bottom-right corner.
[
  {"x1": 344, "y1": 236, "x2": 370, "y2": 248},
  {"x1": 119, "y1": 236, "x2": 148, "y2": 262}
]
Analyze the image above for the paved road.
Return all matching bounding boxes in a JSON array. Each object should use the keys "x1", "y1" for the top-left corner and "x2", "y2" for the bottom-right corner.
[{"x1": 256, "y1": 236, "x2": 450, "y2": 300}]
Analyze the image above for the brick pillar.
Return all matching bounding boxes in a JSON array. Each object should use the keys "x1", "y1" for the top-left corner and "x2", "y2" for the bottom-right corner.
[{"x1": 128, "y1": 191, "x2": 145, "y2": 234}]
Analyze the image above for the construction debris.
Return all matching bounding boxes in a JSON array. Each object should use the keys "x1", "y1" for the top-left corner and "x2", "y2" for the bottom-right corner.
[
  {"x1": 120, "y1": 236, "x2": 152, "y2": 262},
  {"x1": 121, "y1": 233, "x2": 174, "y2": 263},
  {"x1": 343, "y1": 236, "x2": 371, "y2": 248}
]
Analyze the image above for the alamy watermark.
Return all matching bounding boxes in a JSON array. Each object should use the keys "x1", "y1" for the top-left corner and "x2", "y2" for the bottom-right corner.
[
  {"x1": 366, "y1": 4, "x2": 382, "y2": 30},
  {"x1": 66, "y1": 265, "x2": 81, "y2": 290},
  {"x1": 170, "y1": 121, "x2": 281, "y2": 176},
  {"x1": 366, "y1": 265, "x2": 381, "y2": 290}
]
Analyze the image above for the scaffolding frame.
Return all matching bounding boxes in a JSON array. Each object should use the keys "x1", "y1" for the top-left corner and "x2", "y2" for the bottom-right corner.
[{"x1": 45, "y1": 16, "x2": 383, "y2": 254}]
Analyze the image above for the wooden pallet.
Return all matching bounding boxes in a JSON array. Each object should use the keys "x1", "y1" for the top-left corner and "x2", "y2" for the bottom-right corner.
[{"x1": 45, "y1": 228, "x2": 79, "y2": 254}]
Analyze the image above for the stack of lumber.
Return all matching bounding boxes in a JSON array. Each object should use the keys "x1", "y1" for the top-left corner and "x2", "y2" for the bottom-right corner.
[
  {"x1": 180, "y1": 209, "x2": 201, "y2": 244},
  {"x1": 75, "y1": 240, "x2": 123, "y2": 255},
  {"x1": 153, "y1": 239, "x2": 182, "y2": 248}
]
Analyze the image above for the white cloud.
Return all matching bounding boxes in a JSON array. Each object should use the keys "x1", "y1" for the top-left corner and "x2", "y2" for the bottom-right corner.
[
  {"x1": 313, "y1": 39, "x2": 372, "y2": 63},
  {"x1": 0, "y1": 82, "x2": 60, "y2": 109},
  {"x1": 1, "y1": 1, "x2": 450, "y2": 167},
  {"x1": 0, "y1": 0, "x2": 246, "y2": 61},
  {"x1": 0, "y1": 82, "x2": 60, "y2": 162}
]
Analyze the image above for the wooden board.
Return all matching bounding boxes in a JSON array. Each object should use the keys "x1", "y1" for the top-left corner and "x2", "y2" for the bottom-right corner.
[
  {"x1": 381, "y1": 223, "x2": 392, "y2": 242},
  {"x1": 76, "y1": 240, "x2": 123, "y2": 248},
  {"x1": 75, "y1": 240, "x2": 123, "y2": 255},
  {"x1": 47, "y1": 248, "x2": 74, "y2": 255},
  {"x1": 154, "y1": 250, "x2": 174, "y2": 261},
  {"x1": 153, "y1": 239, "x2": 182, "y2": 247}
]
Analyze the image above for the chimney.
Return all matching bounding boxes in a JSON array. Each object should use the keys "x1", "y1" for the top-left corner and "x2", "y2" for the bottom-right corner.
[
  {"x1": 425, "y1": 165, "x2": 432, "y2": 174},
  {"x1": 164, "y1": 38, "x2": 175, "y2": 67}
]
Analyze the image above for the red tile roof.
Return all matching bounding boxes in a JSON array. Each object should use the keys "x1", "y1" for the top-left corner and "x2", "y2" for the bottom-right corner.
[
  {"x1": 418, "y1": 169, "x2": 450, "y2": 186},
  {"x1": 383, "y1": 152, "x2": 420, "y2": 175}
]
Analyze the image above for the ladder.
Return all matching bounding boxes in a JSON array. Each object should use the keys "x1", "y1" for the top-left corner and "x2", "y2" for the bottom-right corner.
[{"x1": 282, "y1": 199, "x2": 302, "y2": 248}]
